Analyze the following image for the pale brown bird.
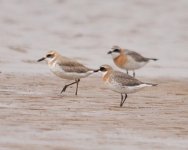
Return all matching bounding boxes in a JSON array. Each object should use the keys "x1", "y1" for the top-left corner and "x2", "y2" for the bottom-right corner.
[{"x1": 37, "y1": 50, "x2": 96, "y2": 95}]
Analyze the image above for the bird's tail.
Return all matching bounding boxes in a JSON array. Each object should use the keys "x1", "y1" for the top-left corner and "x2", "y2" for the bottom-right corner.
[
  {"x1": 149, "y1": 58, "x2": 158, "y2": 61},
  {"x1": 145, "y1": 82, "x2": 158, "y2": 86}
]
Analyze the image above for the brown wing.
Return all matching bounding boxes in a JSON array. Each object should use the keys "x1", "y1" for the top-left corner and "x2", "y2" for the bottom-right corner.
[
  {"x1": 111, "y1": 71, "x2": 143, "y2": 86},
  {"x1": 125, "y1": 50, "x2": 149, "y2": 62},
  {"x1": 58, "y1": 57, "x2": 92, "y2": 73}
]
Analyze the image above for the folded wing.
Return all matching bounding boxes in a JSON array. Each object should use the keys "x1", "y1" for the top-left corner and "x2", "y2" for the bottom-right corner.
[
  {"x1": 125, "y1": 49, "x2": 149, "y2": 62},
  {"x1": 112, "y1": 71, "x2": 143, "y2": 86},
  {"x1": 57, "y1": 57, "x2": 92, "y2": 73}
]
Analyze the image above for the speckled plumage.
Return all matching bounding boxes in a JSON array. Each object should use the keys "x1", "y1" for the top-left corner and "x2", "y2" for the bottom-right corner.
[{"x1": 99, "y1": 65, "x2": 157, "y2": 107}]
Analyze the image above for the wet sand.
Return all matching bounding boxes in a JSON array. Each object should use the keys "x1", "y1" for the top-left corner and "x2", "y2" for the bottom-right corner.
[{"x1": 0, "y1": 73, "x2": 188, "y2": 150}]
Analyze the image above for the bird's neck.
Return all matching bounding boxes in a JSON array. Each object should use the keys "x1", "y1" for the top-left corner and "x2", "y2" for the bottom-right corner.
[
  {"x1": 48, "y1": 57, "x2": 57, "y2": 66},
  {"x1": 102, "y1": 71, "x2": 112, "y2": 82}
]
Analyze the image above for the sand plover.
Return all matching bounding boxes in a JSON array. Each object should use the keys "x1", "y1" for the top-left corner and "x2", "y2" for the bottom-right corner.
[
  {"x1": 108, "y1": 45, "x2": 158, "y2": 77},
  {"x1": 37, "y1": 50, "x2": 96, "y2": 95},
  {"x1": 95, "y1": 65, "x2": 157, "y2": 107}
]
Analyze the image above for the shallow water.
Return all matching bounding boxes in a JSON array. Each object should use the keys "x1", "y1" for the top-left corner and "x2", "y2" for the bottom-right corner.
[{"x1": 0, "y1": 0, "x2": 188, "y2": 78}]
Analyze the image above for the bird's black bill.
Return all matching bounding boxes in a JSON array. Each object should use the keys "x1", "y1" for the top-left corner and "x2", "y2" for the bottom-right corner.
[
  {"x1": 107, "y1": 51, "x2": 112, "y2": 54},
  {"x1": 37, "y1": 57, "x2": 45, "y2": 62},
  {"x1": 93, "y1": 69, "x2": 100, "y2": 72}
]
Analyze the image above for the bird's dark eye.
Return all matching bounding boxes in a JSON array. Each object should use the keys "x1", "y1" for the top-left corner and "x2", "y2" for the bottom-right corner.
[
  {"x1": 113, "y1": 49, "x2": 120, "y2": 53},
  {"x1": 100, "y1": 67, "x2": 106, "y2": 72},
  {"x1": 46, "y1": 54, "x2": 53, "y2": 58}
]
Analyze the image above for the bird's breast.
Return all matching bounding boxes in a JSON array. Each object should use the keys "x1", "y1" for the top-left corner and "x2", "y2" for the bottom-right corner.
[
  {"x1": 114, "y1": 54, "x2": 128, "y2": 68},
  {"x1": 102, "y1": 71, "x2": 111, "y2": 82},
  {"x1": 48, "y1": 62, "x2": 61, "y2": 74}
]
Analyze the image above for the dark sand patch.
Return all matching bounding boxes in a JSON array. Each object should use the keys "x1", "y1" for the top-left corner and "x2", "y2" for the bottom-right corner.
[{"x1": 8, "y1": 46, "x2": 28, "y2": 53}]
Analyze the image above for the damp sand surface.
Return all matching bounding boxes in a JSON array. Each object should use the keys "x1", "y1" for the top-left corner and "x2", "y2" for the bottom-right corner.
[
  {"x1": 0, "y1": 73, "x2": 188, "y2": 150},
  {"x1": 0, "y1": 0, "x2": 188, "y2": 149}
]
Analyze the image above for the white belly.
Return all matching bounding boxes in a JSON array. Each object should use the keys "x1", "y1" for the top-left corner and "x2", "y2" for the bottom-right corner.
[
  {"x1": 123, "y1": 56, "x2": 148, "y2": 70},
  {"x1": 49, "y1": 63, "x2": 92, "y2": 80},
  {"x1": 105, "y1": 81, "x2": 151, "y2": 94}
]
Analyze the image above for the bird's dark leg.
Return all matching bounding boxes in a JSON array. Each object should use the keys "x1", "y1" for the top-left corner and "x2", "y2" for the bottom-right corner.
[
  {"x1": 75, "y1": 79, "x2": 80, "y2": 95},
  {"x1": 120, "y1": 94, "x2": 123, "y2": 107},
  {"x1": 133, "y1": 71, "x2": 135, "y2": 77},
  {"x1": 126, "y1": 70, "x2": 129, "y2": 75},
  {"x1": 120, "y1": 94, "x2": 127, "y2": 107},
  {"x1": 61, "y1": 81, "x2": 78, "y2": 94}
]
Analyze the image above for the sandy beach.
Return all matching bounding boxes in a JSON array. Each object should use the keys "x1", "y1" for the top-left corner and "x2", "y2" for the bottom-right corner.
[
  {"x1": 0, "y1": 73, "x2": 188, "y2": 150},
  {"x1": 0, "y1": 0, "x2": 188, "y2": 149}
]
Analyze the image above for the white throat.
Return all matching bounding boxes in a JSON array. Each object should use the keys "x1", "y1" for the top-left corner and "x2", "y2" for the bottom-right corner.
[
  {"x1": 102, "y1": 71, "x2": 108, "y2": 77},
  {"x1": 46, "y1": 57, "x2": 56, "y2": 64},
  {"x1": 110, "y1": 53, "x2": 120, "y2": 59}
]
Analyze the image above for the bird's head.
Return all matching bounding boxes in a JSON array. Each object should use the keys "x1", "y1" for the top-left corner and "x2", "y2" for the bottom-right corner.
[
  {"x1": 107, "y1": 45, "x2": 122, "y2": 59},
  {"x1": 94, "y1": 64, "x2": 113, "y2": 75},
  {"x1": 37, "y1": 50, "x2": 59, "y2": 63}
]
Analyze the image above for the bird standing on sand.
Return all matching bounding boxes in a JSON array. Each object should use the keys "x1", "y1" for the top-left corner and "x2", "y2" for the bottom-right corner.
[
  {"x1": 95, "y1": 65, "x2": 157, "y2": 107},
  {"x1": 37, "y1": 51, "x2": 95, "y2": 95},
  {"x1": 107, "y1": 45, "x2": 158, "y2": 77}
]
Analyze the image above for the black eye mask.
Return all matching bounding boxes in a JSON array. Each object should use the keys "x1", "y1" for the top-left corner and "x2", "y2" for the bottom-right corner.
[
  {"x1": 100, "y1": 67, "x2": 106, "y2": 72},
  {"x1": 113, "y1": 49, "x2": 120, "y2": 53},
  {"x1": 46, "y1": 54, "x2": 53, "y2": 58}
]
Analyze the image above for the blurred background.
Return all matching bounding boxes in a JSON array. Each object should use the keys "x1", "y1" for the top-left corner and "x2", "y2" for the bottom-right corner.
[{"x1": 0, "y1": 0, "x2": 188, "y2": 78}]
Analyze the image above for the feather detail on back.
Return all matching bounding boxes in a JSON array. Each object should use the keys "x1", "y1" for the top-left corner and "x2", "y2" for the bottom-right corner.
[
  {"x1": 57, "y1": 56, "x2": 92, "y2": 73},
  {"x1": 110, "y1": 71, "x2": 143, "y2": 86}
]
